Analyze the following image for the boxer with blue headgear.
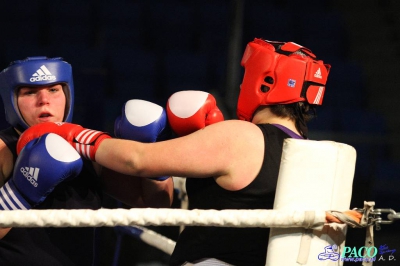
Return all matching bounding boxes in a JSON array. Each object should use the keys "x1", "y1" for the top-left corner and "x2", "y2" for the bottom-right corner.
[
  {"x1": 0, "y1": 56, "x2": 174, "y2": 266},
  {"x1": 0, "y1": 56, "x2": 97, "y2": 265},
  {"x1": 0, "y1": 56, "x2": 74, "y2": 131}
]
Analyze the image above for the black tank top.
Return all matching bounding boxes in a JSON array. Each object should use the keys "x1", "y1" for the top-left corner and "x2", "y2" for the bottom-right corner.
[
  {"x1": 0, "y1": 127, "x2": 103, "y2": 266},
  {"x1": 170, "y1": 124, "x2": 301, "y2": 266}
]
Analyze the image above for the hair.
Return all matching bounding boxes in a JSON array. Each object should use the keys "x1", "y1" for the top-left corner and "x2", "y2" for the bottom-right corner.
[
  {"x1": 269, "y1": 102, "x2": 316, "y2": 139},
  {"x1": 268, "y1": 45, "x2": 317, "y2": 138}
]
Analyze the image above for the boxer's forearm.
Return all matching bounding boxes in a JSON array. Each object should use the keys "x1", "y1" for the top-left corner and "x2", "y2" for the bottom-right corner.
[
  {"x1": 141, "y1": 178, "x2": 174, "y2": 208},
  {"x1": 95, "y1": 138, "x2": 144, "y2": 176}
]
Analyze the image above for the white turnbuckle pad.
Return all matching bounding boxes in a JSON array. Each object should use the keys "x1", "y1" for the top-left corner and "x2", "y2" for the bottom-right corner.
[{"x1": 266, "y1": 139, "x2": 356, "y2": 266}]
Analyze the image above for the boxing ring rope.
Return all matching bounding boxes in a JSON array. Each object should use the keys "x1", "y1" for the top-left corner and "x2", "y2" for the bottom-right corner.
[
  {"x1": 114, "y1": 225, "x2": 177, "y2": 255},
  {"x1": 0, "y1": 208, "x2": 327, "y2": 229},
  {"x1": 0, "y1": 207, "x2": 328, "y2": 257},
  {"x1": 1, "y1": 201, "x2": 398, "y2": 265},
  {"x1": 1, "y1": 205, "x2": 398, "y2": 259}
]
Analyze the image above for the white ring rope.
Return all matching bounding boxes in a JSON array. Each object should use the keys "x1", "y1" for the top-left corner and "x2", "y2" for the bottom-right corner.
[
  {"x1": 115, "y1": 225, "x2": 176, "y2": 255},
  {"x1": 0, "y1": 208, "x2": 327, "y2": 229}
]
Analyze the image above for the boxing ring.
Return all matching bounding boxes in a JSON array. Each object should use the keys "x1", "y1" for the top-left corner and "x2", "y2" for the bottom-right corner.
[
  {"x1": 0, "y1": 203, "x2": 398, "y2": 264},
  {"x1": 1, "y1": 139, "x2": 399, "y2": 265}
]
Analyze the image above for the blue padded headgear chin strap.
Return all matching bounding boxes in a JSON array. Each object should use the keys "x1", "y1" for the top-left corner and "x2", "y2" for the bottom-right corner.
[{"x1": 0, "y1": 56, "x2": 74, "y2": 131}]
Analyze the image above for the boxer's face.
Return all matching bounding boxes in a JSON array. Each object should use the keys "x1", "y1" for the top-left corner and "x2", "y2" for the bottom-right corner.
[{"x1": 17, "y1": 84, "x2": 66, "y2": 127}]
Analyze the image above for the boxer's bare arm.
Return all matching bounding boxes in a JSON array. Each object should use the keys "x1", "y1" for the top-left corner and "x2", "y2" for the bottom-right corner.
[
  {"x1": 0, "y1": 139, "x2": 14, "y2": 187},
  {"x1": 95, "y1": 119, "x2": 265, "y2": 191},
  {"x1": 99, "y1": 165, "x2": 174, "y2": 208},
  {"x1": 0, "y1": 140, "x2": 16, "y2": 239}
]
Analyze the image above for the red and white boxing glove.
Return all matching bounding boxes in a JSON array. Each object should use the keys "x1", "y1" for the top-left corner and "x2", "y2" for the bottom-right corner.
[
  {"x1": 166, "y1": 90, "x2": 224, "y2": 136},
  {"x1": 17, "y1": 122, "x2": 111, "y2": 161}
]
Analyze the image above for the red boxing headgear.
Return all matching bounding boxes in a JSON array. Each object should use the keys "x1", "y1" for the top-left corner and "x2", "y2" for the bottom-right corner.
[{"x1": 237, "y1": 39, "x2": 331, "y2": 121}]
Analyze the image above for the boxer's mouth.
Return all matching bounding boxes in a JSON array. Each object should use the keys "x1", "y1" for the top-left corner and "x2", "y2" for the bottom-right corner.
[{"x1": 39, "y1": 112, "x2": 52, "y2": 118}]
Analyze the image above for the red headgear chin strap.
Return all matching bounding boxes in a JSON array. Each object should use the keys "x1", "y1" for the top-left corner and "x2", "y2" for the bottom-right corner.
[{"x1": 237, "y1": 38, "x2": 331, "y2": 121}]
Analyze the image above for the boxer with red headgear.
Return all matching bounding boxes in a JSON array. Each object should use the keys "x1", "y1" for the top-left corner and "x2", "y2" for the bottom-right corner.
[
  {"x1": 238, "y1": 39, "x2": 331, "y2": 138},
  {"x1": 18, "y1": 39, "x2": 359, "y2": 266}
]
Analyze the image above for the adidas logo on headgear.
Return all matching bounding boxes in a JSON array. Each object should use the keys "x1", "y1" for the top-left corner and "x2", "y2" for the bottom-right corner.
[
  {"x1": 314, "y1": 68, "x2": 322, "y2": 79},
  {"x1": 30, "y1": 65, "x2": 56, "y2": 82},
  {"x1": 20, "y1": 167, "x2": 39, "y2": 187}
]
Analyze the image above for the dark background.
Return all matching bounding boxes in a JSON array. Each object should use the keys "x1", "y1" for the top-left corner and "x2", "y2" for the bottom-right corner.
[{"x1": 0, "y1": 0, "x2": 399, "y2": 265}]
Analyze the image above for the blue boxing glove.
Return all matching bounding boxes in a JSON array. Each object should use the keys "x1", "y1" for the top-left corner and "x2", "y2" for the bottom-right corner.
[
  {"x1": 0, "y1": 133, "x2": 83, "y2": 210},
  {"x1": 115, "y1": 99, "x2": 170, "y2": 142},
  {"x1": 114, "y1": 99, "x2": 171, "y2": 181}
]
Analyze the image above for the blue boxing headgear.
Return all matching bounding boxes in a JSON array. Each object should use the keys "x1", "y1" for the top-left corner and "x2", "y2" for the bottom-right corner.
[{"x1": 0, "y1": 56, "x2": 74, "y2": 131}]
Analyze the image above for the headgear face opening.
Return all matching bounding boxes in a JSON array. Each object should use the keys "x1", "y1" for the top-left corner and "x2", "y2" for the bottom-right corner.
[
  {"x1": 237, "y1": 38, "x2": 331, "y2": 121},
  {"x1": 0, "y1": 56, "x2": 74, "y2": 131}
]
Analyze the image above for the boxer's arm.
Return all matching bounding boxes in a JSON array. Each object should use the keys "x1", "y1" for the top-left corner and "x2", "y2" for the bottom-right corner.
[
  {"x1": 0, "y1": 134, "x2": 83, "y2": 239},
  {"x1": 17, "y1": 122, "x2": 111, "y2": 161},
  {"x1": 96, "y1": 91, "x2": 254, "y2": 188},
  {"x1": 0, "y1": 140, "x2": 13, "y2": 239},
  {"x1": 100, "y1": 167, "x2": 173, "y2": 208},
  {"x1": 102, "y1": 99, "x2": 174, "y2": 207},
  {"x1": 1, "y1": 133, "x2": 83, "y2": 211},
  {"x1": 95, "y1": 119, "x2": 264, "y2": 191},
  {"x1": 0, "y1": 227, "x2": 11, "y2": 239},
  {"x1": 0, "y1": 140, "x2": 13, "y2": 187},
  {"x1": 89, "y1": 161, "x2": 173, "y2": 208},
  {"x1": 16, "y1": 116, "x2": 173, "y2": 207}
]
